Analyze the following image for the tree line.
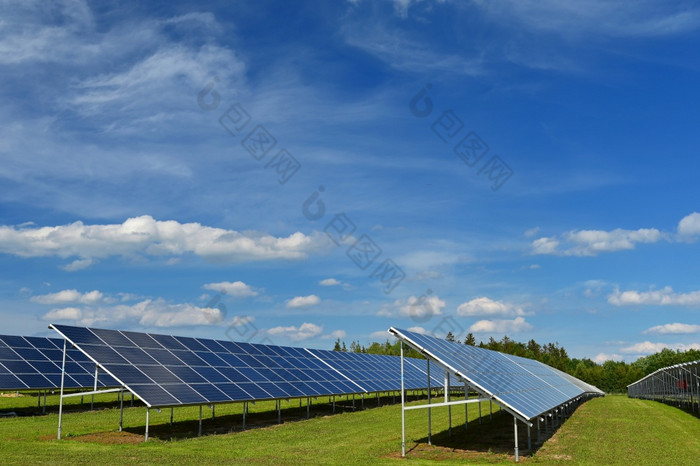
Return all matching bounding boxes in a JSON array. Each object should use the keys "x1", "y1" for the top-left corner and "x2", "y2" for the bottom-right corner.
[{"x1": 332, "y1": 333, "x2": 700, "y2": 393}]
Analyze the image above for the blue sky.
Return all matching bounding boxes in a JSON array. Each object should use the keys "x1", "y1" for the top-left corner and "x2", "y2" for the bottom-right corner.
[{"x1": 1, "y1": 0, "x2": 700, "y2": 362}]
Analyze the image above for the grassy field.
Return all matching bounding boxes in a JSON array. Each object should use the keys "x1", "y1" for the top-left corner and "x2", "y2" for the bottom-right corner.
[{"x1": 0, "y1": 392, "x2": 698, "y2": 464}]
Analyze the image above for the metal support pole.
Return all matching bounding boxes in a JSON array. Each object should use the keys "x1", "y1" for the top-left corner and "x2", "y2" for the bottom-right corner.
[
  {"x1": 170, "y1": 407, "x2": 173, "y2": 425},
  {"x1": 131, "y1": 392, "x2": 134, "y2": 407},
  {"x1": 489, "y1": 400, "x2": 493, "y2": 421},
  {"x1": 91, "y1": 365, "x2": 98, "y2": 411},
  {"x1": 464, "y1": 384, "x2": 468, "y2": 431},
  {"x1": 445, "y1": 372, "x2": 451, "y2": 437},
  {"x1": 514, "y1": 416, "x2": 519, "y2": 462},
  {"x1": 307, "y1": 397, "x2": 310, "y2": 419},
  {"x1": 119, "y1": 389, "x2": 124, "y2": 432},
  {"x1": 361, "y1": 393, "x2": 364, "y2": 410},
  {"x1": 377, "y1": 391, "x2": 380, "y2": 407},
  {"x1": 427, "y1": 360, "x2": 432, "y2": 444},
  {"x1": 242, "y1": 402, "x2": 247, "y2": 429},
  {"x1": 478, "y1": 398, "x2": 482, "y2": 424},
  {"x1": 212, "y1": 405, "x2": 215, "y2": 419},
  {"x1": 277, "y1": 400, "x2": 282, "y2": 424},
  {"x1": 198, "y1": 405, "x2": 202, "y2": 436},
  {"x1": 332, "y1": 396, "x2": 336, "y2": 414},
  {"x1": 145, "y1": 408, "x2": 150, "y2": 442},
  {"x1": 537, "y1": 417, "x2": 540, "y2": 443},
  {"x1": 352, "y1": 393, "x2": 355, "y2": 410},
  {"x1": 527, "y1": 424, "x2": 531, "y2": 451},
  {"x1": 401, "y1": 342, "x2": 406, "y2": 457},
  {"x1": 43, "y1": 390, "x2": 47, "y2": 415},
  {"x1": 57, "y1": 339, "x2": 67, "y2": 440}
]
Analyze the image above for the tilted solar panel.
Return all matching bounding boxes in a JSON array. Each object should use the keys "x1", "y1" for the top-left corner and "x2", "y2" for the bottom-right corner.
[
  {"x1": 50, "y1": 324, "x2": 435, "y2": 408},
  {"x1": 0, "y1": 334, "x2": 117, "y2": 390},
  {"x1": 389, "y1": 327, "x2": 603, "y2": 420}
]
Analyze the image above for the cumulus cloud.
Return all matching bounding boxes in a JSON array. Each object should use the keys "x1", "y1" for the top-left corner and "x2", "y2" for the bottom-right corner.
[
  {"x1": 398, "y1": 294, "x2": 445, "y2": 320},
  {"x1": 608, "y1": 286, "x2": 700, "y2": 307},
  {"x1": 457, "y1": 297, "x2": 527, "y2": 317},
  {"x1": 31, "y1": 289, "x2": 103, "y2": 305},
  {"x1": 286, "y1": 295, "x2": 321, "y2": 308},
  {"x1": 407, "y1": 326, "x2": 428, "y2": 334},
  {"x1": 41, "y1": 298, "x2": 223, "y2": 327},
  {"x1": 267, "y1": 322, "x2": 323, "y2": 341},
  {"x1": 621, "y1": 341, "x2": 700, "y2": 355},
  {"x1": 319, "y1": 278, "x2": 341, "y2": 286},
  {"x1": 0, "y1": 216, "x2": 322, "y2": 269},
  {"x1": 593, "y1": 352, "x2": 623, "y2": 363},
  {"x1": 531, "y1": 228, "x2": 662, "y2": 256},
  {"x1": 469, "y1": 317, "x2": 533, "y2": 334},
  {"x1": 643, "y1": 323, "x2": 700, "y2": 335},
  {"x1": 678, "y1": 212, "x2": 700, "y2": 238},
  {"x1": 322, "y1": 329, "x2": 347, "y2": 340},
  {"x1": 202, "y1": 281, "x2": 258, "y2": 297}
]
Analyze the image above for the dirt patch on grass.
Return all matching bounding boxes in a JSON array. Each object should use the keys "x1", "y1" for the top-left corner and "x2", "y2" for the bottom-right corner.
[
  {"x1": 70, "y1": 431, "x2": 145, "y2": 444},
  {"x1": 0, "y1": 392, "x2": 24, "y2": 398}
]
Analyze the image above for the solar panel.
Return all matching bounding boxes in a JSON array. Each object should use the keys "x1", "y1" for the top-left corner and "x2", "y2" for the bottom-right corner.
[
  {"x1": 0, "y1": 334, "x2": 117, "y2": 390},
  {"x1": 49, "y1": 324, "x2": 438, "y2": 408},
  {"x1": 389, "y1": 327, "x2": 603, "y2": 420}
]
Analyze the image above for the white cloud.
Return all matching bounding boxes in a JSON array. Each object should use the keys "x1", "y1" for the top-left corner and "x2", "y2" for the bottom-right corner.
[
  {"x1": 621, "y1": 341, "x2": 700, "y2": 355},
  {"x1": 524, "y1": 227, "x2": 540, "y2": 238},
  {"x1": 267, "y1": 322, "x2": 323, "y2": 341},
  {"x1": 474, "y1": 1, "x2": 700, "y2": 39},
  {"x1": 40, "y1": 298, "x2": 223, "y2": 327},
  {"x1": 407, "y1": 326, "x2": 428, "y2": 334},
  {"x1": 398, "y1": 294, "x2": 445, "y2": 320},
  {"x1": 456, "y1": 297, "x2": 527, "y2": 317},
  {"x1": 370, "y1": 330, "x2": 391, "y2": 339},
  {"x1": 593, "y1": 352, "x2": 623, "y2": 363},
  {"x1": 31, "y1": 289, "x2": 103, "y2": 305},
  {"x1": 43, "y1": 307, "x2": 82, "y2": 321},
  {"x1": 643, "y1": 323, "x2": 700, "y2": 335},
  {"x1": 286, "y1": 294, "x2": 321, "y2": 309},
  {"x1": 322, "y1": 329, "x2": 347, "y2": 340},
  {"x1": 678, "y1": 212, "x2": 700, "y2": 238},
  {"x1": 532, "y1": 228, "x2": 662, "y2": 256},
  {"x1": 0, "y1": 216, "x2": 322, "y2": 269},
  {"x1": 202, "y1": 281, "x2": 258, "y2": 297},
  {"x1": 319, "y1": 278, "x2": 341, "y2": 286},
  {"x1": 469, "y1": 317, "x2": 533, "y2": 334},
  {"x1": 608, "y1": 286, "x2": 700, "y2": 307}
]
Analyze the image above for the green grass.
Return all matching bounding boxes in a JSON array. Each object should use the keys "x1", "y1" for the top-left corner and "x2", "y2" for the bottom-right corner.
[{"x1": 0, "y1": 392, "x2": 698, "y2": 464}]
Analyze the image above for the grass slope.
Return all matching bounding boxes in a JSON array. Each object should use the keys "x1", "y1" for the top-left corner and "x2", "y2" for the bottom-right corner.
[{"x1": 0, "y1": 392, "x2": 698, "y2": 464}]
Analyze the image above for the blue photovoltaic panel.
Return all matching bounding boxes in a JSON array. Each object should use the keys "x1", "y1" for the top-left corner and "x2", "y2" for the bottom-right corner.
[
  {"x1": 0, "y1": 334, "x2": 116, "y2": 390},
  {"x1": 49, "y1": 324, "x2": 436, "y2": 408},
  {"x1": 389, "y1": 327, "x2": 603, "y2": 420}
]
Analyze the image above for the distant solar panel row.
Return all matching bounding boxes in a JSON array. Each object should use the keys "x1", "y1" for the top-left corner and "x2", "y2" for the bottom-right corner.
[
  {"x1": 389, "y1": 327, "x2": 603, "y2": 420},
  {"x1": 0, "y1": 335, "x2": 117, "y2": 390},
  {"x1": 50, "y1": 325, "x2": 441, "y2": 408}
]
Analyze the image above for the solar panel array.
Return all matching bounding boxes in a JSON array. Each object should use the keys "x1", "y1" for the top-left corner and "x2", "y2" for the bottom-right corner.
[
  {"x1": 0, "y1": 334, "x2": 117, "y2": 390},
  {"x1": 50, "y1": 324, "x2": 439, "y2": 408},
  {"x1": 389, "y1": 327, "x2": 603, "y2": 420}
]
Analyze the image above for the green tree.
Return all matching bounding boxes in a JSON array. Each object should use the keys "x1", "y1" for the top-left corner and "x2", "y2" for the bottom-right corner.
[{"x1": 464, "y1": 333, "x2": 476, "y2": 346}]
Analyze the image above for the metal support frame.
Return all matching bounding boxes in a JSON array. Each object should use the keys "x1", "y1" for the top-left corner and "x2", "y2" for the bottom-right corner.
[
  {"x1": 427, "y1": 360, "x2": 432, "y2": 444},
  {"x1": 445, "y1": 371, "x2": 452, "y2": 437},
  {"x1": 400, "y1": 342, "x2": 406, "y2": 457},
  {"x1": 514, "y1": 416, "x2": 519, "y2": 462},
  {"x1": 242, "y1": 402, "x2": 247, "y2": 429},
  {"x1": 198, "y1": 405, "x2": 203, "y2": 436},
  {"x1": 464, "y1": 383, "x2": 468, "y2": 431},
  {"x1": 145, "y1": 408, "x2": 150, "y2": 441},
  {"x1": 57, "y1": 339, "x2": 67, "y2": 440},
  {"x1": 119, "y1": 389, "x2": 124, "y2": 432}
]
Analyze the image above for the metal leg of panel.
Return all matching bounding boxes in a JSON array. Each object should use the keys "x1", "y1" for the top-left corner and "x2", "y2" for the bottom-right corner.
[
  {"x1": 119, "y1": 390, "x2": 124, "y2": 432},
  {"x1": 489, "y1": 400, "x2": 493, "y2": 421},
  {"x1": 198, "y1": 405, "x2": 203, "y2": 437},
  {"x1": 352, "y1": 394, "x2": 355, "y2": 410},
  {"x1": 527, "y1": 424, "x2": 531, "y2": 451},
  {"x1": 537, "y1": 417, "x2": 540, "y2": 443},
  {"x1": 170, "y1": 407, "x2": 173, "y2": 425},
  {"x1": 307, "y1": 398, "x2": 310, "y2": 419},
  {"x1": 57, "y1": 339, "x2": 67, "y2": 440},
  {"x1": 332, "y1": 396, "x2": 336, "y2": 414},
  {"x1": 513, "y1": 417, "x2": 519, "y2": 462},
  {"x1": 145, "y1": 408, "x2": 150, "y2": 442},
  {"x1": 400, "y1": 342, "x2": 406, "y2": 457},
  {"x1": 212, "y1": 405, "x2": 215, "y2": 419},
  {"x1": 478, "y1": 399, "x2": 482, "y2": 425},
  {"x1": 427, "y1": 361, "x2": 432, "y2": 444},
  {"x1": 43, "y1": 390, "x2": 47, "y2": 415}
]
